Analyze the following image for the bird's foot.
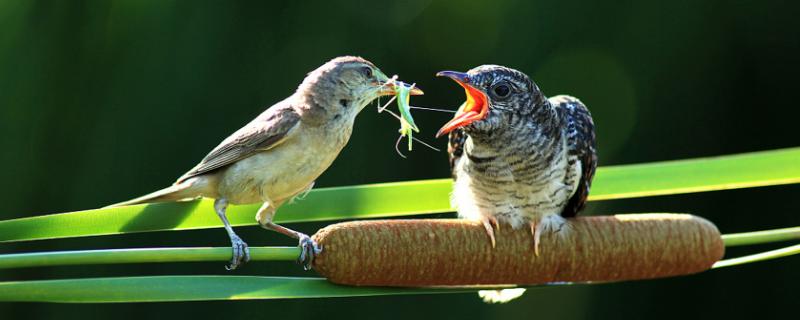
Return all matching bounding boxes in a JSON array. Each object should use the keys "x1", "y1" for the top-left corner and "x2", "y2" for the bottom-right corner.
[
  {"x1": 529, "y1": 215, "x2": 569, "y2": 256},
  {"x1": 225, "y1": 234, "x2": 251, "y2": 270},
  {"x1": 297, "y1": 234, "x2": 322, "y2": 271},
  {"x1": 481, "y1": 216, "x2": 500, "y2": 248}
]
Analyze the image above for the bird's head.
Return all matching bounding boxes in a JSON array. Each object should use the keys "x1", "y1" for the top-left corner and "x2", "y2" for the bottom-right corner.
[
  {"x1": 300, "y1": 56, "x2": 422, "y2": 117},
  {"x1": 435, "y1": 65, "x2": 545, "y2": 137}
]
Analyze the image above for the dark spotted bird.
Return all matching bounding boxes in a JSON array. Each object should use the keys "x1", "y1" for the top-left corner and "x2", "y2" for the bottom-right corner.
[
  {"x1": 436, "y1": 65, "x2": 596, "y2": 302},
  {"x1": 436, "y1": 64, "x2": 597, "y2": 258},
  {"x1": 109, "y1": 56, "x2": 422, "y2": 270}
]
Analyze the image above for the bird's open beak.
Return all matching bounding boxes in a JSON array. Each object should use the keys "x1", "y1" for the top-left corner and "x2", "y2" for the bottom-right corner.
[{"x1": 435, "y1": 71, "x2": 489, "y2": 138}]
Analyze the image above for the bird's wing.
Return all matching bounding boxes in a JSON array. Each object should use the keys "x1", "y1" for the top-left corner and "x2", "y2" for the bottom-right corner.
[
  {"x1": 447, "y1": 128, "x2": 467, "y2": 180},
  {"x1": 176, "y1": 104, "x2": 301, "y2": 184},
  {"x1": 552, "y1": 95, "x2": 597, "y2": 217}
]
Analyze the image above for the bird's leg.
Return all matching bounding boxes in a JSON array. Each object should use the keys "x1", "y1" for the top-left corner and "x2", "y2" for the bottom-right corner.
[
  {"x1": 481, "y1": 216, "x2": 500, "y2": 248},
  {"x1": 214, "y1": 198, "x2": 251, "y2": 270},
  {"x1": 256, "y1": 201, "x2": 321, "y2": 270}
]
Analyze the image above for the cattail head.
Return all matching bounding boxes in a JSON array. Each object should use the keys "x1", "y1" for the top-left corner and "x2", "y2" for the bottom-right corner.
[{"x1": 313, "y1": 214, "x2": 724, "y2": 286}]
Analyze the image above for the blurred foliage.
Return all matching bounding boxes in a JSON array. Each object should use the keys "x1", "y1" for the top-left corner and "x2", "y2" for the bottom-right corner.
[{"x1": 0, "y1": 0, "x2": 798, "y2": 319}]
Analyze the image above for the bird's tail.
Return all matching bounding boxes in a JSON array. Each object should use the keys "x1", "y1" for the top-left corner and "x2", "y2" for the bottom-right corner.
[{"x1": 105, "y1": 182, "x2": 197, "y2": 208}]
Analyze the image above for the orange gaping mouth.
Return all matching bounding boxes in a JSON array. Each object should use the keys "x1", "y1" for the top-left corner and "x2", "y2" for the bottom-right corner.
[{"x1": 435, "y1": 71, "x2": 489, "y2": 138}]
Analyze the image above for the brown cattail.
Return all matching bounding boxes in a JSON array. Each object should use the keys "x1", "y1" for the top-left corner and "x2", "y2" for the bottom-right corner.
[{"x1": 312, "y1": 214, "x2": 724, "y2": 286}]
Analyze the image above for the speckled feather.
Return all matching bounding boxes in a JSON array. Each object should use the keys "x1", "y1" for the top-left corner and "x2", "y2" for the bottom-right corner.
[
  {"x1": 442, "y1": 65, "x2": 596, "y2": 303},
  {"x1": 447, "y1": 66, "x2": 596, "y2": 226},
  {"x1": 552, "y1": 95, "x2": 597, "y2": 217}
]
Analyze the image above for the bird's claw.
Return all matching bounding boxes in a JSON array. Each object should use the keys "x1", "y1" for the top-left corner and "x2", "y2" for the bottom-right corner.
[
  {"x1": 297, "y1": 234, "x2": 322, "y2": 270},
  {"x1": 225, "y1": 234, "x2": 250, "y2": 270},
  {"x1": 529, "y1": 221, "x2": 542, "y2": 256},
  {"x1": 481, "y1": 216, "x2": 499, "y2": 248}
]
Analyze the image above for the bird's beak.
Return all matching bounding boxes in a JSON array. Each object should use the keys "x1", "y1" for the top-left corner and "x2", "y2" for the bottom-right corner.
[
  {"x1": 374, "y1": 70, "x2": 424, "y2": 96},
  {"x1": 376, "y1": 80, "x2": 424, "y2": 96},
  {"x1": 435, "y1": 71, "x2": 489, "y2": 138}
]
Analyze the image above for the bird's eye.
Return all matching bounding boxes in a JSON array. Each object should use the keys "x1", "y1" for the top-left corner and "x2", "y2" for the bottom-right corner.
[
  {"x1": 361, "y1": 66, "x2": 373, "y2": 78},
  {"x1": 492, "y1": 83, "x2": 511, "y2": 99}
]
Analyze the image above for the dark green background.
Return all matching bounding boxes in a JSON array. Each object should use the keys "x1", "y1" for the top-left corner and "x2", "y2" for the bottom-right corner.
[{"x1": 1, "y1": 0, "x2": 798, "y2": 319}]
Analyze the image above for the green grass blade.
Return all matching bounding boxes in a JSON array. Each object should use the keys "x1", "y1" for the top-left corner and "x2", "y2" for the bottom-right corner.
[
  {"x1": 590, "y1": 147, "x2": 800, "y2": 200},
  {"x1": 713, "y1": 243, "x2": 800, "y2": 269},
  {"x1": 722, "y1": 226, "x2": 800, "y2": 247},
  {"x1": 0, "y1": 247, "x2": 299, "y2": 269},
  {"x1": 1, "y1": 147, "x2": 798, "y2": 242},
  {"x1": 0, "y1": 179, "x2": 453, "y2": 242},
  {"x1": 0, "y1": 276, "x2": 484, "y2": 303}
]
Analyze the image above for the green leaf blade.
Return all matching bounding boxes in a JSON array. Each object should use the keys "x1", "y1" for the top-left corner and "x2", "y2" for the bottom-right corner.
[
  {"x1": 0, "y1": 179, "x2": 454, "y2": 242},
  {"x1": 713, "y1": 243, "x2": 800, "y2": 269},
  {"x1": 0, "y1": 276, "x2": 476, "y2": 303},
  {"x1": 590, "y1": 147, "x2": 800, "y2": 200},
  {"x1": 0, "y1": 247, "x2": 300, "y2": 269},
  {"x1": 0, "y1": 147, "x2": 798, "y2": 243}
]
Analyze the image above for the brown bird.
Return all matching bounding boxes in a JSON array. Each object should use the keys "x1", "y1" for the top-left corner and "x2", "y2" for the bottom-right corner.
[
  {"x1": 436, "y1": 65, "x2": 596, "y2": 302},
  {"x1": 109, "y1": 56, "x2": 422, "y2": 270}
]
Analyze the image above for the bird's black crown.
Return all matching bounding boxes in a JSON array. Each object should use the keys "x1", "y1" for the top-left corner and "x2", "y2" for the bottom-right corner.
[{"x1": 467, "y1": 65, "x2": 546, "y2": 115}]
